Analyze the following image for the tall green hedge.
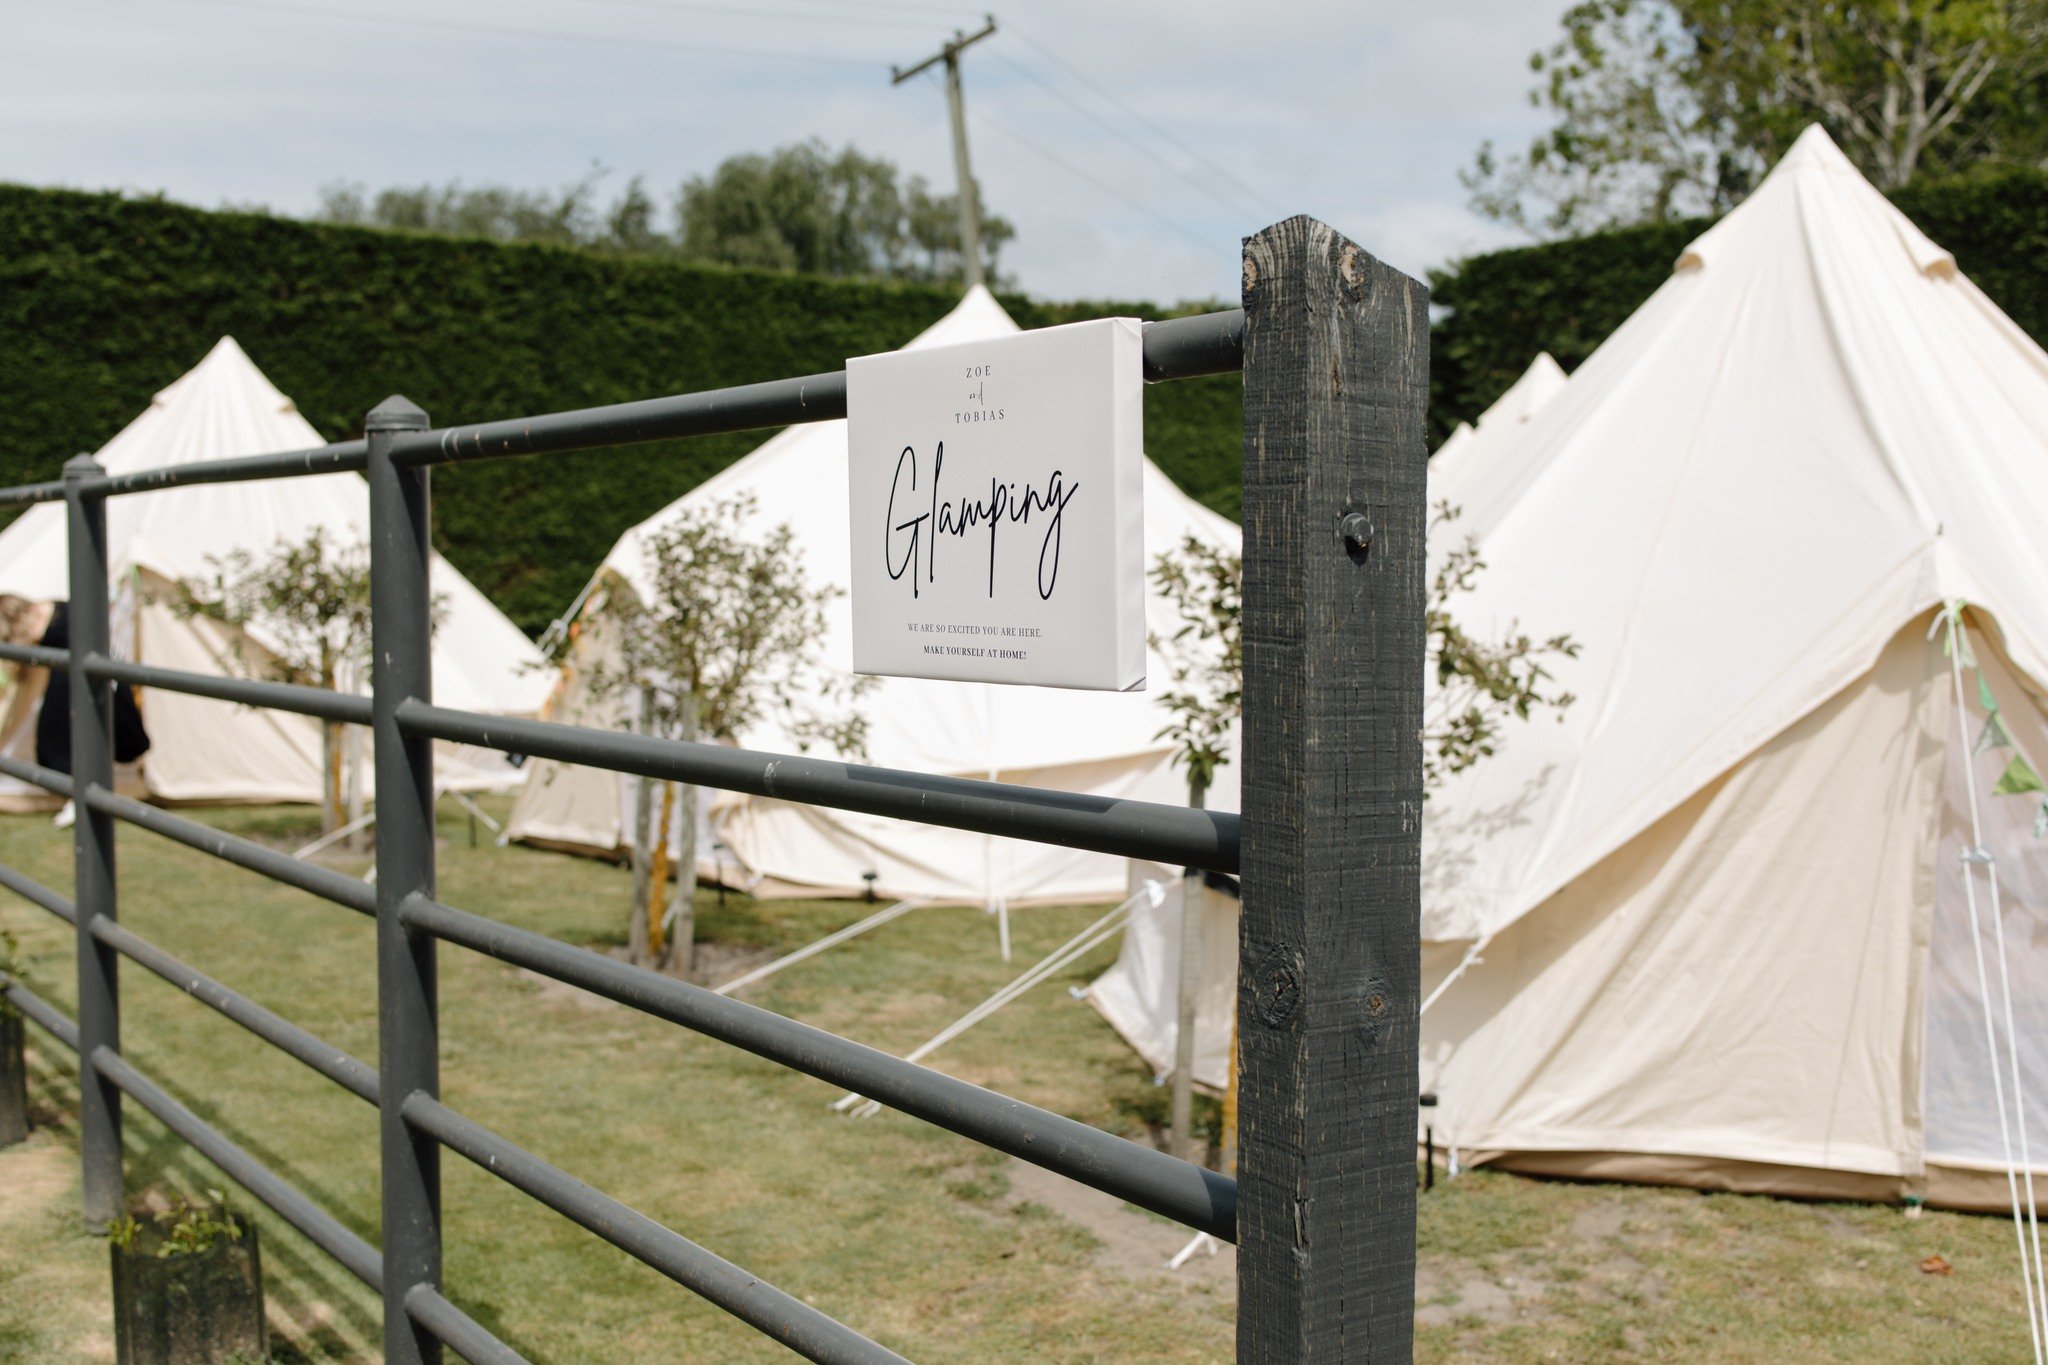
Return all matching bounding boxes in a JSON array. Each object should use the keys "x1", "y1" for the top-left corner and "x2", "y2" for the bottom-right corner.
[
  {"x1": 1430, "y1": 166, "x2": 2048, "y2": 443},
  {"x1": 2, "y1": 173, "x2": 2042, "y2": 632},
  {"x1": 0, "y1": 186, "x2": 1239, "y2": 634}
]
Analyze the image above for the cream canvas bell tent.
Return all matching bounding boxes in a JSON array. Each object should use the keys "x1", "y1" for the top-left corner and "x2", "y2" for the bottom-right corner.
[
  {"x1": 1095, "y1": 127, "x2": 2048, "y2": 1211},
  {"x1": 506, "y1": 286, "x2": 1243, "y2": 905},
  {"x1": 1424, "y1": 125, "x2": 2048, "y2": 1210},
  {"x1": 0, "y1": 337, "x2": 551, "y2": 806},
  {"x1": 1428, "y1": 350, "x2": 1566, "y2": 491},
  {"x1": 1084, "y1": 862, "x2": 1239, "y2": 1089}
]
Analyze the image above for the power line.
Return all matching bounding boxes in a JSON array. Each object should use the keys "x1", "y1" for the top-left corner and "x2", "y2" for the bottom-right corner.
[
  {"x1": 990, "y1": 50, "x2": 1260, "y2": 223},
  {"x1": 167, "y1": 0, "x2": 888, "y2": 68},
  {"x1": 530, "y1": 0, "x2": 944, "y2": 31},
  {"x1": 1005, "y1": 22, "x2": 1280, "y2": 221},
  {"x1": 961, "y1": 91, "x2": 1218, "y2": 257},
  {"x1": 770, "y1": 0, "x2": 985, "y2": 16}
]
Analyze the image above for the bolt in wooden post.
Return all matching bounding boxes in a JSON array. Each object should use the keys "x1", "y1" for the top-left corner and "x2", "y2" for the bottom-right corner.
[
  {"x1": 1235, "y1": 217, "x2": 1429, "y2": 1362},
  {"x1": 368, "y1": 396, "x2": 442, "y2": 1365},
  {"x1": 66, "y1": 453, "x2": 123, "y2": 1230}
]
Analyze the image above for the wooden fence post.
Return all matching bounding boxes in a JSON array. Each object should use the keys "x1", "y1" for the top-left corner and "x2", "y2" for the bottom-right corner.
[{"x1": 1235, "y1": 217, "x2": 1429, "y2": 1361}]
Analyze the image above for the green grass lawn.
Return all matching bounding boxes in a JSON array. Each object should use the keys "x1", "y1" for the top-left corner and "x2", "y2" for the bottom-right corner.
[{"x1": 0, "y1": 798, "x2": 2033, "y2": 1362}]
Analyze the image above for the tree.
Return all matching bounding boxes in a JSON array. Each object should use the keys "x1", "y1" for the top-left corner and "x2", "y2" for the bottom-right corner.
[
  {"x1": 174, "y1": 529, "x2": 379, "y2": 837},
  {"x1": 312, "y1": 141, "x2": 1020, "y2": 285},
  {"x1": 1469, "y1": 0, "x2": 2048, "y2": 238},
  {"x1": 1423, "y1": 504, "x2": 1580, "y2": 790},
  {"x1": 1148, "y1": 536, "x2": 1241, "y2": 1164},
  {"x1": 900, "y1": 175, "x2": 1015, "y2": 286},
  {"x1": 676, "y1": 142, "x2": 1015, "y2": 285},
  {"x1": 1150, "y1": 538, "x2": 1241, "y2": 810},
  {"x1": 1151, "y1": 513, "x2": 1576, "y2": 803},
  {"x1": 599, "y1": 176, "x2": 666, "y2": 256},
  {"x1": 586, "y1": 494, "x2": 871, "y2": 974},
  {"x1": 316, "y1": 164, "x2": 608, "y2": 248},
  {"x1": 1146, "y1": 515, "x2": 1577, "y2": 1162}
]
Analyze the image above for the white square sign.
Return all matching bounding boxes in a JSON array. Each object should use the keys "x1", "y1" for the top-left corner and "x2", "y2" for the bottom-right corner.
[{"x1": 846, "y1": 317, "x2": 1146, "y2": 691}]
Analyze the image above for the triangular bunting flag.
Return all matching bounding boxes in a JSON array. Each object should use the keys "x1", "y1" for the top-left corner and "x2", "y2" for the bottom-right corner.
[
  {"x1": 1994, "y1": 753, "x2": 2046, "y2": 797},
  {"x1": 1977, "y1": 710, "x2": 2014, "y2": 755}
]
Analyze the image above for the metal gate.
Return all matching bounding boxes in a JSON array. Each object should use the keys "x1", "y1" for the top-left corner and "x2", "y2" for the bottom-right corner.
[{"x1": 0, "y1": 216, "x2": 1427, "y2": 1362}]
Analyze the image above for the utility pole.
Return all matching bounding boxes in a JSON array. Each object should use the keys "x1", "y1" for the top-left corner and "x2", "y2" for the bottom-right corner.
[{"x1": 892, "y1": 15, "x2": 997, "y2": 290}]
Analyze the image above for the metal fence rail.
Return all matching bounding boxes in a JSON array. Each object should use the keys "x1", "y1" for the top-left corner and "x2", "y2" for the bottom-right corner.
[
  {"x1": 403, "y1": 701, "x2": 1239, "y2": 875},
  {"x1": 3, "y1": 973, "x2": 79, "y2": 1050},
  {"x1": 89, "y1": 915, "x2": 381, "y2": 1104},
  {"x1": 0, "y1": 217, "x2": 1427, "y2": 1362},
  {"x1": 0, "y1": 862, "x2": 75, "y2": 923},
  {"x1": 85, "y1": 653, "x2": 375, "y2": 725},
  {"x1": 0, "y1": 751, "x2": 74, "y2": 799},
  {"x1": 90, "y1": 1044, "x2": 387, "y2": 1289},
  {"x1": 401, "y1": 890, "x2": 1234, "y2": 1238},
  {"x1": 86, "y1": 783, "x2": 380, "y2": 915},
  {"x1": 405, "y1": 1092, "x2": 910, "y2": 1365}
]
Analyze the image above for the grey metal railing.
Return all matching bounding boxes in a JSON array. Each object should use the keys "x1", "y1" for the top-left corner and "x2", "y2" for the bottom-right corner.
[{"x1": 0, "y1": 216, "x2": 1428, "y2": 1362}]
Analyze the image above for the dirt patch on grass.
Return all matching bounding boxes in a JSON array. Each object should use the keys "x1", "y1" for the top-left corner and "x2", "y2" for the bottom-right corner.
[
  {"x1": 998, "y1": 1157, "x2": 1236, "y2": 1298},
  {"x1": 1414, "y1": 1261, "x2": 1553, "y2": 1327},
  {"x1": 0, "y1": 1134, "x2": 74, "y2": 1232},
  {"x1": 689, "y1": 940, "x2": 780, "y2": 988},
  {"x1": 0, "y1": 1134, "x2": 114, "y2": 1362}
]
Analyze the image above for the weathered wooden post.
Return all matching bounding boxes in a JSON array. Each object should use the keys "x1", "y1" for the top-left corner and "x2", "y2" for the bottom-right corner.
[{"x1": 1235, "y1": 217, "x2": 1429, "y2": 1361}]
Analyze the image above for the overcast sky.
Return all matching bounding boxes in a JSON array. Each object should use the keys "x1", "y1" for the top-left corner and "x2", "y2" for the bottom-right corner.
[{"x1": 6, "y1": 0, "x2": 1572, "y2": 302}]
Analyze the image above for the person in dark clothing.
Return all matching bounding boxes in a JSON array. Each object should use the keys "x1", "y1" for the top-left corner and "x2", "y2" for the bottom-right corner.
[{"x1": 34, "y1": 601, "x2": 152, "y2": 777}]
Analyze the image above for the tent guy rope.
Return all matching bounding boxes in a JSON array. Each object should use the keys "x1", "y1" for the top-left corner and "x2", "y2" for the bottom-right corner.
[
  {"x1": 711, "y1": 897, "x2": 925, "y2": 997},
  {"x1": 1938, "y1": 601, "x2": 2048, "y2": 1361},
  {"x1": 832, "y1": 883, "x2": 1156, "y2": 1118}
]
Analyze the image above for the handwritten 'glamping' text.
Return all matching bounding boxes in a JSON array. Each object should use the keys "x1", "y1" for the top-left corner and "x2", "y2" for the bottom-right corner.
[{"x1": 883, "y1": 442, "x2": 1080, "y2": 601}]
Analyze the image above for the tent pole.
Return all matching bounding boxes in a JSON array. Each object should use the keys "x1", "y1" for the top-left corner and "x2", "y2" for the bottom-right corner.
[
  {"x1": 627, "y1": 686, "x2": 655, "y2": 967},
  {"x1": 441, "y1": 787, "x2": 502, "y2": 834},
  {"x1": 1170, "y1": 778, "x2": 1208, "y2": 1164}
]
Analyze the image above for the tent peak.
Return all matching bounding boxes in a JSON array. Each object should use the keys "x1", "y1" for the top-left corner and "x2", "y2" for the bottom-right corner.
[
  {"x1": 1781, "y1": 122, "x2": 1855, "y2": 172},
  {"x1": 1675, "y1": 123, "x2": 1956, "y2": 279},
  {"x1": 152, "y1": 336, "x2": 302, "y2": 419},
  {"x1": 1478, "y1": 352, "x2": 1568, "y2": 432},
  {"x1": 903, "y1": 281, "x2": 1022, "y2": 352}
]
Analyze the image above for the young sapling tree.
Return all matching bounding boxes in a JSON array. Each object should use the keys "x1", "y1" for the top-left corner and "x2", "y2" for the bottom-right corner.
[
  {"x1": 176, "y1": 527, "x2": 444, "y2": 840},
  {"x1": 1150, "y1": 535, "x2": 1242, "y2": 1163},
  {"x1": 1424, "y1": 501, "x2": 1580, "y2": 787},
  {"x1": 1147, "y1": 510, "x2": 1578, "y2": 1163},
  {"x1": 588, "y1": 493, "x2": 871, "y2": 974}
]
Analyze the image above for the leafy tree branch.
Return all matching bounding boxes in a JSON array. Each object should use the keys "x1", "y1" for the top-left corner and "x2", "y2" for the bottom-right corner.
[{"x1": 1148, "y1": 508, "x2": 1578, "y2": 803}]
